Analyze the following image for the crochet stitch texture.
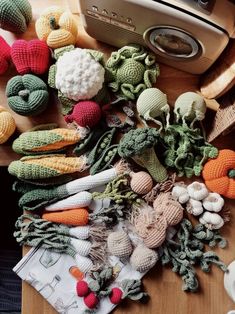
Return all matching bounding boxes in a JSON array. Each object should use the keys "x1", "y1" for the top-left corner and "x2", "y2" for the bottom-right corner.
[
  {"x1": 0, "y1": 106, "x2": 16, "y2": 144},
  {"x1": 0, "y1": 36, "x2": 11, "y2": 75}
]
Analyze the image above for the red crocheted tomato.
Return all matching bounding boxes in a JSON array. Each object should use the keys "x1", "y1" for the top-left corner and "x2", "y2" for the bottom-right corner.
[
  {"x1": 0, "y1": 36, "x2": 11, "y2": 75},
  {"x1": 11, "y1": 39, "x2": 50, "y2": 75}
]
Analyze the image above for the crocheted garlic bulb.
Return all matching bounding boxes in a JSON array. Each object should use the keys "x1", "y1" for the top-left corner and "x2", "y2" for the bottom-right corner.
[
  {"x1": 187, "y1": 182, "x2": 209, "y2": 201},
  {"x1": 107, "y1": 230, "x2": 132, "y2": 259},
  {"x1": 174, "y1": 92, "x2": 206, "y2": 123},
  {"x1": 0, "y1": 106, "x2": 16, "y2": 144},
  {"x1": 55, "y1": 48, "x2": 105, "y2": 101},
  {"x1": 199, "y1": 212, "x2": 224, "y2": 230},
  {"x1": 172, "y1": 185, "x2": 189, "y2": 204},
  {"x1": 130, "y1": 171, "x2": 153, "y2": 195},
  {"x1": 202, "y1": 193, "x2": 224, "y2": 213},
  {"x1": 130, "y1": 245, "x2": 158, "y2": 272},
  {"x1": 186, "y1": 199, "x2": 204, "y2": 216}
]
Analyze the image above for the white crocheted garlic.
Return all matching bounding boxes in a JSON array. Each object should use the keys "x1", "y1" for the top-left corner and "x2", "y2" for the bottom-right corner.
[
  {"x1": 55, "y1": 48, "x2": 105, "y2": 101},
  {"x1": 187, "y1": 182, "x2": 209, "y2": 201},
  {"x1": 202, "y1": 193, "x2": 224, "y2": 213},
  {"x1": 172, "y1": 185, "x2": 189, "y2": 204},
  {"x1": 186, "y1": 198, "x2": 203, "y2": 216},
  {"x1": 199, "y1": 212, "x2": 224, "y2": 230}
]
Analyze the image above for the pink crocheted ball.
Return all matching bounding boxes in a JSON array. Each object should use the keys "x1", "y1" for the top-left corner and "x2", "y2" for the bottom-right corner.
[
  {"x1": 65, "y1": 101, "x2": 102, "y2": 128},
  {"x1": 76, "y1": 280, "x2": 89, "y2": 297},
  {"x1": 84, "y1": 292, "x2": 99, "y2": 309},
  {"x1": 109, "y1": 287, "x2": 123, "y2": 304}
]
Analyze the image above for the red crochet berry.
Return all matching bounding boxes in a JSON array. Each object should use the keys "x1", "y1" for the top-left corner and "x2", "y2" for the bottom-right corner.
[
  {"x1": 76, "y1": 280, "x2": 90, "y2": 297},
  {"x1": 0, "y1": 36, "x2": 11, "y2": 75},
  {"x1": 65, "y1": 101, "x2": 102, "y2": 128},
  {"x1": 109, "y1": 287, "x2": 123, "y2": 304},
  {"x1": 83, "y1": 292, "x2": 99, "y2": 309}
]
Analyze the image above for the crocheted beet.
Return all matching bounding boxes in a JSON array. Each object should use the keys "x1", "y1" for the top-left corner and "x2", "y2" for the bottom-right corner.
[
  {"x1": 109, "y1": 287, "x2": 123, "y2": 304},
  {"x1": 0, "y1": 36, "x2": 11, "y2": 75},
  {"x1": 76, "y1": 280, "x2": 89, "y2": 297},
  {"x1": 65, "y1": 101, "x2": 102, "y2": 128},
  {"x1": 11, "y1": 39, "x2": 50, "y2": 75},
  {"x1": 83, "y1": 292, "x2": 99, "y2": 309}
]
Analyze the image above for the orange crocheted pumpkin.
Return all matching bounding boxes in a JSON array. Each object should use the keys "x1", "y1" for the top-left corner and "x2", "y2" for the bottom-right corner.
[
  {"x1": 202, "y1": 149, "x2": 235, "y2": 199},
  {"x1": 35, "y1": 6, "x2": 77, "y2": 49}
]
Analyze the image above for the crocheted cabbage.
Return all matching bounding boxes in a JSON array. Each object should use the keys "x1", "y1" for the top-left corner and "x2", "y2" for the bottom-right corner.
[{"x1": 55, "y1": 48, "x2": 105, "y2": 101}]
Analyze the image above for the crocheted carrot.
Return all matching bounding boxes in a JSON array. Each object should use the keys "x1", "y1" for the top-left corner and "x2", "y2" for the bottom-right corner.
[
  {"x1": 8, "y1": 154, "x2": 88, "y2": 180},
  {"x1": 12, "y1": 128, "x2": 88, "y2": 155},
  {"x1": 42, "y1": 208, "x2": 89, "y2": 226}
]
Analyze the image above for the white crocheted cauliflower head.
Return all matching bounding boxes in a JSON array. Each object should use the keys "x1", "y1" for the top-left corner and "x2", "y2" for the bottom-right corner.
[{"x1": 55, "y1": 48, "x2": 105, "y2": 101}]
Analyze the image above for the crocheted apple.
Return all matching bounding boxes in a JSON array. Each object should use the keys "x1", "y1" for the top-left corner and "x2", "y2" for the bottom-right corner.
[
  {"x1": 0, "y1": 36, "x2": 11, "y2": 75},
  {"x1": 11, "y1": 39, "x2": 50, "y2": 75}
]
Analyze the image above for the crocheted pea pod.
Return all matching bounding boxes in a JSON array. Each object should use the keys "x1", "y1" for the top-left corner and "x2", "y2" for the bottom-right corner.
[
  {"x1": 88, "y1": 128, "x2": 116, "y2": 165},
  {"x1": 12, "y1": 128, "x2": 86, "y2": 155},
  {"x1": 45, "y1": 191, "x2": 92, "y2": 211},
  {"x1": 89, "y1": 144, "x2": 119, "y2": 175},
  {"x1": 42, "y1": 208, "x2": 89, "y2": 226},
  {"x1": 8, "y1": 154, "x2": 87, "y2": 180}
]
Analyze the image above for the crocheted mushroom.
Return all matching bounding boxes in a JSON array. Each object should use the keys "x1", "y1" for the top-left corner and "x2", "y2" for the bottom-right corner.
[
  {"x1": 55, "y1": 48, "x2": 105, "y2": 101},
  {"x1": 136, "y1": 88, "x2": 170, "y2": 129},
  {"x1": 0, "y1": 106, "x2": 16, "y2": 144},
  {"x1": 106, "y1": 44, "x2": 159, "y2": 100}
]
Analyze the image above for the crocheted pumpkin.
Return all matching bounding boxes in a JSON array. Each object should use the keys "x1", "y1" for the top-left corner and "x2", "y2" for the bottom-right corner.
[
  {"x1": 35, "y1": 6, "x2": 78, "y2": 49},
  {"x1": 202, "y1": 149, "x2": 235, "y2": 199},
  {"x1": 11, "y1": 39, "x2": 50, "y2": 75},
  {"x1": 6, "y1": 74, "x2": 49, "y2": 116},
  {"x1": 0, "y1": 36, "x2": 11, "y2": 75},
  {"x1": 0, "y1": 0, "x2": 32, "y2": 33},
  {"x1": 0, "y1": 106, "x2": 16, "y2": 144}
]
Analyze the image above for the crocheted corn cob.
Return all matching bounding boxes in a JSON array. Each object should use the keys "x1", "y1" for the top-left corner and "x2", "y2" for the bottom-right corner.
[
  {"x1": 11, "y1": 39, "x2": 50, "y2": 75},
  {"x1": 42, "y1": 208, "x2": 89, "y2": 226},
  {"x1": 12, "y1": 128, "x2": 87, "y2": 155},
  {"x1": 0, "y1": 36, "x2": 11, "y2": 75},
  {"x1": 8, "y1": 154, "x2": 88, "y2": 180},
  {"x1": 0, "y1": 106, "x2": 16, "y2": 144},
  {"x1": 0, "y1": 0, "x2": 32, "y2": 33}
]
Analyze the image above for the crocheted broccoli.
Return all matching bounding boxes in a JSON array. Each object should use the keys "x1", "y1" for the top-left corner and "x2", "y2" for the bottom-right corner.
[{"x1": 118, "y1": 127, "x2": 167, "y2": 182}]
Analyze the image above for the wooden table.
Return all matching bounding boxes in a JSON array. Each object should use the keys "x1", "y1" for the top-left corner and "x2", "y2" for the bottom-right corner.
[{"x1": 1, "y1": 1, "x2": 235, "y2": 313}]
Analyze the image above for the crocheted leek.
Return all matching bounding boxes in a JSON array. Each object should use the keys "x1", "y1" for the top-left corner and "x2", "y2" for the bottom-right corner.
[
  {"x1": 118, "y1": 127, "x2": 167, "y2": 182},
  {"x1": 106, "y1": 44, "x2": 159, "y2": 100},
  {"x1": 161, "y1": 219, "x2": 227, "y2": 292},
  {"x1": 8, "y1": 154, "x2": 87, "y2": 180},
  {"x1": 12, "y1": 128, "x2": 87, "y2": 155}
]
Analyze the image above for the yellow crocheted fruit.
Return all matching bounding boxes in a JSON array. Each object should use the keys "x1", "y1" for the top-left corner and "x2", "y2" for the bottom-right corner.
[
  {"x1": 0, "y1": 106, "x2": 16, "y2": 144},
  {"x1": 35, "y1": 6, "x2": 78, "y2": 49}
]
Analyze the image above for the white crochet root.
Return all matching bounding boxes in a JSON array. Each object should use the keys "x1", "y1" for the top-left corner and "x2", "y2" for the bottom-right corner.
[{"x1": 75, "y1": 254, "x2": 93, "y2": 273}]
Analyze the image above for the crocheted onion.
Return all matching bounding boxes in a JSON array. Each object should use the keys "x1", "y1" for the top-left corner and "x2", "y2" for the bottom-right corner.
[
  {"x1": 55, "y1": 48, "x2": 105, "y2": 101},
  {"x1": 107, "y1": 230, "x2": 132, "y2": 259},
  {"x1": 0, "y1": 106, "x2": 16, "y2": 144},
  {"x1": 130, "y1": 245, "x2": 158, "y2": 272},
  {"x1": 130, "y1": 171, "x2": 153, "y2": 195}
]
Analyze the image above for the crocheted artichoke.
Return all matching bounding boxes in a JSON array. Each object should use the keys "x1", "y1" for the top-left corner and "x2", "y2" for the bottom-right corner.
[
  {"x1": 106, "y1": 44, "x2": 159, "y2": 100},
  {"x1": 55, "y1": 48, "x2": 105, "y2": 101},
  {"x1": 118, "y1": 127, "x2": 167, "y2": 182},
  {"x1": 6, "y1": 74, "x2": 49, "y2": 116},
  {"x1": 0, "y1": 0, "x2": 32, "y2": 33}
]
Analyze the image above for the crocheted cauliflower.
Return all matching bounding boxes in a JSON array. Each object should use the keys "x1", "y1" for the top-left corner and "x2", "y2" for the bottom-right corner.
[{"x1": 55, "y1": 48, "x2": 105, "y2": 101}]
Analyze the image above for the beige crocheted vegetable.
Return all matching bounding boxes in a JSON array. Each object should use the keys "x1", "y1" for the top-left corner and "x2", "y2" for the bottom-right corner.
[
  {"x1": 0, "y1": 106, "x2": 16, "y2": 144},
  {"x1": 130, "y1": 245, "x2": 158, "y2": 272},
  {"x1": 130, "y1": 171, "x2": 153, "y2": 195},
  {"x1": 107, "y1": 230, "x2": 132, "y2": 259}
]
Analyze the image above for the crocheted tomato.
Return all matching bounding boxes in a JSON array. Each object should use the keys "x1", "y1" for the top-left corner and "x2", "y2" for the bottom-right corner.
[
  {"x1": 202, "y1": 149, "x2": 235, "y2": 199},
  {"x1": 6, "y1": 74, "x2": 49, "y2": 116},
  {"x1": 11, "y1": 39, "x2": 50, "y2": 75},
  {"x1": 0, "y1": 36, "x2": 11, "y2": 75},
  {"x1": 35, "y1": 6, "x2": 78, "y2": 49},
  {"x1": 0, "y1": 0, "x2": 32, "y2": 33}
]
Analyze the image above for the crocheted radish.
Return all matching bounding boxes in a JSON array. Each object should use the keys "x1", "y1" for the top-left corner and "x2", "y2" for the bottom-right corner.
[
  {"x1": 109, "y1": 287, "x2": 123, "y2": 304},
  {"x1": 83, "y1": 292, "x2": 99, "y2": 309},
  {"x1": 45, "y1": 191, "x2": 92, "y2": 211},
  {"x1": 65, "y1": 101, "x2": 102, "y2": 128},
  {"x1": 76, "y1": 280, "x2": 89, "y2": 297}
]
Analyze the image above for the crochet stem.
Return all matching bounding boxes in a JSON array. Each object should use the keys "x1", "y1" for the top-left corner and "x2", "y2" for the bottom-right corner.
[
  {"x1": 49, "y1": 17, "x2": 59, "y2": 30},
  {"x1": 18, "y1": 89, "x2": 30, "y2": 100},
  {"x1": 228, "y1": 169, "x2": 235, "y2": 178}
]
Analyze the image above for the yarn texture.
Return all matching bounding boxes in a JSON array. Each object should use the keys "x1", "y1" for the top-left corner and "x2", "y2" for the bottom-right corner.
[
  {"x1": 0, "y1": 0, "x2": 32, "y2": 33},
  {"x1": 6, "y1": 74, "x2": 49, "y2": 116},
  {"x1": 130, "y1": 171, "x2": 153, "y2": 195},
  {"x1": 35, "y1": 6, "x2": 77, "y2": 49},
  {"x1": 55, "y1": 48, "x2": 105, "y2": 101},
  {"x1": 130, "y1": 245, "x2": 158, "y2": 272},
  {"x1": 42, "y1": 208, "x2": 89, "y2": 226},
  {"x1": 11, "y1": 39, "x2": 50, "y2": 75},
  {"x1": 0, "y1": 36, "x2": 11, "y2": 75},
  {"x1": 107, "y1": 230, "x2": 132, "y2": 258},
  {"x1": 0, "y1": 106, "x2": 16, "y2": 144}
]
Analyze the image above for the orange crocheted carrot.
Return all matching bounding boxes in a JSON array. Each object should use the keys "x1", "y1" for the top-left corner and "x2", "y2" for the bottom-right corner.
[
  {"x1": 202, "y1": 149, "x2": 235, "y2": 199},
  {"x1": 42, "y1": 208, "x2": 89, "y2": 225}
]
